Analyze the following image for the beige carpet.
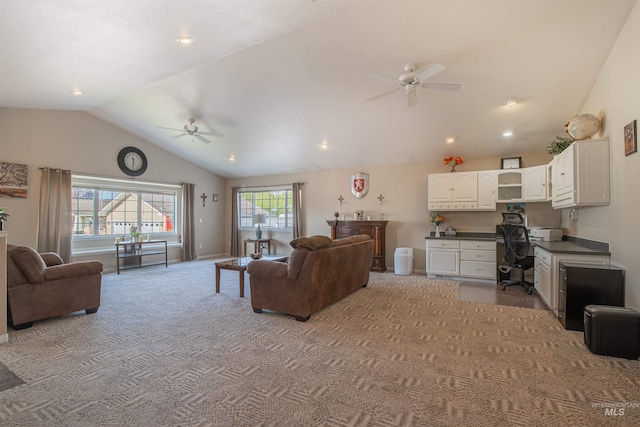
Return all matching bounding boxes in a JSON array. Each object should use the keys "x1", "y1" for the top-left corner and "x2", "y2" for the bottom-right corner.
[{"x1": 0, "y1": 260, "x2": 638, "y2": 426}]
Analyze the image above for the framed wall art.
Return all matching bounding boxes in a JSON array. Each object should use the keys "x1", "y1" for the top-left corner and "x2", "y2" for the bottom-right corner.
[
  {"x1": 501, "y1": 157, "x2": 522, "y2": 169},
  {"x1": 0, "y1": 161, "x2": 28, "y2": 198},
  {"x1": 624, "y1": 120, "x2": 637, "y2": 156}
]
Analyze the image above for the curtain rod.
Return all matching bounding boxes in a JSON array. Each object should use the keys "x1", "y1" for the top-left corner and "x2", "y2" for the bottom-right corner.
[{"x1": 236, "y1": 182, "x2": 305, "y2": 190}]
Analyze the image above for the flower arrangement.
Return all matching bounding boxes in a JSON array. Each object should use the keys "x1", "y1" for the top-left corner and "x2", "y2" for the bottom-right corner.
[
  {"x1": 0, "y1": 208, "x2": 8, "y2": 222},
  {"x1": 428, "y1": 212, "x2": 444, "y2": 226},
  {"x1": 443, "y1": 155, "x2": 464, "y2": 172}
]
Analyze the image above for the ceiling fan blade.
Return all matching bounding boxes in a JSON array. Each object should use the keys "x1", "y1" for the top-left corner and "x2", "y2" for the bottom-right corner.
[
  {"x1": 158, "y1": 126, "x2": 186, "y2": 132},
  {"x1": 371, "y1": 74, "x2": 398, "y2": 83},
  {"x1": 199, "y1": 130, "x2": 224, "y2": 138},
  {"x1": 366, "y1": 87, "x2": 401, "y2": 102},
  {"x1": 172, "y1": 133, "x2": 188, "y2": 139},
  {"x1": 195, "y1": 134, "x2": 212, "y2": 144},
  {"x1": 416, "y1": 63, "x2": 446, "y2": 82},
  {"x1": 407, "y1": 88, "x2": 418, "y2": 107},
  {"x1": 423, "y1": 83, "x2": 462, "y2": 91}
]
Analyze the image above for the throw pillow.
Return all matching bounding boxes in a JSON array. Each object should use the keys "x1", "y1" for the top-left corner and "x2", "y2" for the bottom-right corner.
[{"x1": 290, "y1": 235, "x2": 332, "y2": 251}]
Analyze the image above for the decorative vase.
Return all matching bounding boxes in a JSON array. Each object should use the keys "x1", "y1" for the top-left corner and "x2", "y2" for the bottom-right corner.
[
  {"x1": 255, "y1": 226, "x2": 263, "y2": 240},
  {"x1": 435, "y1": 225, "x2": 440, "y2": 237},
  {"x1": 450, "y1": 167, "x2": 457, "y2": 173}
]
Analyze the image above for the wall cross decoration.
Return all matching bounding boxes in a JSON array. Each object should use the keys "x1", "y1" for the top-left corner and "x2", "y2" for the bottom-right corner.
[
  {"x1": 338, "y1": 195, "x2": 344, "y2": 205},
  {"x1": 200, "y1": 192, "x2": 208, "y2": 207}
]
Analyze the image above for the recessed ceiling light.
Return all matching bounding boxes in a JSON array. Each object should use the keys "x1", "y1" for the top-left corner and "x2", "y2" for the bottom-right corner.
[
  {"x1": 320, "y1": 141, "x2": 329, "y2": 150},
  {"x1": 446, "y1": 137, "x2": 455, "y2": 144},
  {"x1": 505, "y1": 97, "x2": 519, "y2": 106},
  {"x1": 502, "y1": 130, "x2": 513, "y2": 137},
  {"x1": 229, "y1": 155, "x2": 235, "y2": 162},
  {"x1": 176, "y1": 36, "x2": 194, "y2": 44},
  {"x1": 70, "y1": 90, "x2": 83, "y2": 95}
]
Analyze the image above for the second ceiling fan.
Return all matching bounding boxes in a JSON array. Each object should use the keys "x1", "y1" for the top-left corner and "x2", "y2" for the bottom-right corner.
[
  {"x1": 367, "y1": 63, "x2": 461, "y2": 107},
  {"x1": 159, "y1": 118, "x2": 223, "y2": 144}
]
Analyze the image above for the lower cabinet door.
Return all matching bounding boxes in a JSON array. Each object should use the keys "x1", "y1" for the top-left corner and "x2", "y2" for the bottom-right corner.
[{"x1": 427, "y1": 249, "x2": 459, "y2": 275}]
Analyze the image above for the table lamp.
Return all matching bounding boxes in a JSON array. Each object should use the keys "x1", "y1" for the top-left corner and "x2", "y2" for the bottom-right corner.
[{"x1": 253, "y1": 214, "x2": 266, "y2": 240}]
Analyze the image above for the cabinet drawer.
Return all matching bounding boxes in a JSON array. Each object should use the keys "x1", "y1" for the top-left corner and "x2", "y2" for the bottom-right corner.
[
  {"x1": 460, "y1": 249, "x2": 496, "y2": 262},
  {"x1": 460, "y1": 240, "x2": 495, "y2": 251},
  {"x1": 459, "y1": 261, "x2": 497, "y2": 279},
  {"x1": 426, "y1": 240, "x2": 460, "y2": 249},
  {"x1": 534, "y1": 247, "x2": 551, "y2": 265}
]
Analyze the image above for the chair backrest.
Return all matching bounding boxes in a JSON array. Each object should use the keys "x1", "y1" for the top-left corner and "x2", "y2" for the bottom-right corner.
[
  {"x1": 7, "y1": 245, "x2": 47, "y2": 286},
  {"x1": 499, "y1": 224, "x2": 531, "y2": 265}
]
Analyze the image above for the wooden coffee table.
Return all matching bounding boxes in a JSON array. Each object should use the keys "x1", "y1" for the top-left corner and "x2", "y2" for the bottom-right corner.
[{"x1": 215, "y1": 255, "x2": 287, "y2": 297}]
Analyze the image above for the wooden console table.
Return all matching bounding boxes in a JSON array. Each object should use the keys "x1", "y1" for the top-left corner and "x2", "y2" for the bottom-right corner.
[
  {"x1": 326, "y1": 220, "x2": 388, "y2": 272},
  {"x1": 115, "y1": 240, "x2": 168, "y2": 274}
]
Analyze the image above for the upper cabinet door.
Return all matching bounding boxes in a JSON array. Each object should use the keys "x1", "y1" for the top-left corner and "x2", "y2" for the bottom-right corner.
[
  {"x1": 451, "y1": 172, "x2": 478, "y2": 201},
  {"x1": 523, "y1": 165, "x2": 548, "y2": 201},
  {"x1": 428, "y1": 173, "x2": 455, "y2": 202},
  {"x1": 477, "y1": 170, "x2": 497, "y2": 210}
]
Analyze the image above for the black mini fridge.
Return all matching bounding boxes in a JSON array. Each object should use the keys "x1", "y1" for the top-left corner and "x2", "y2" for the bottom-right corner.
[{"x1": 558, "y1": 262, "x2": 624, "y2": 331}]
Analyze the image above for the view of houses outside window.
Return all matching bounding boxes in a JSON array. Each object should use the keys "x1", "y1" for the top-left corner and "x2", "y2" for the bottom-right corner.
[
  {"x1": 239, "y1": 189, "x2": 293, "y2": 229},
  {"x1": 72, "y1": 187, "x2": 177, "y2": 237}
]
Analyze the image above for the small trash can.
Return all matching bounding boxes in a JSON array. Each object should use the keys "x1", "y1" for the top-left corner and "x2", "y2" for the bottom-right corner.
[
  {"x1": 584, "y1": 305, "x2": 640, "y2": 360},
  {"x1": 394, "y1": 247, "x2": 413, "y2": 275}
]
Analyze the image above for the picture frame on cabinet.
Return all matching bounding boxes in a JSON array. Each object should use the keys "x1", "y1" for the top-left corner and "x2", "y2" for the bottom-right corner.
[
  {"x1": 624, "y1": 120, "x2": 637, "y2": 156},
  {"x1": 501, "y1": 156, "x2": 522, "y2": 169}
]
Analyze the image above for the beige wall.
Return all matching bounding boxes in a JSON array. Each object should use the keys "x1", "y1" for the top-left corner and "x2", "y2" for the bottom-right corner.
[
  {"x1": 225, "y1": 152, "x2": 560, "y2": 273},
  {"x1": 568, "y1": 0, "x2": 640, "y2": 310},
  {"x1": 0, "y1": 108, "x2": 226, "y2": 269}
]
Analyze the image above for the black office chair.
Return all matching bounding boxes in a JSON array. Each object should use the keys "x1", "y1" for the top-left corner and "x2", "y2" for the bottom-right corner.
[{"x1": 498, "y1": 222, "x2": 535, "y2": 295}]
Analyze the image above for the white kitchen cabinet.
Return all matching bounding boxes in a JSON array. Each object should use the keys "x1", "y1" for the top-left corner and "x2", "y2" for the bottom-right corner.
[
  {"x1": 496, "y1": 170, "x2": 523, "y2": 202},
  {"x1": 534, "y1": 246, "x2": 610, "y2": 314},
  {"x1": 477, "y1": 170, "x2": 497, "y2": 211},
  {"x1": 426, "y1": 239, "x2": 496, "y2": 280},
  {"x1": 523, "y1": 165, "x2": 548, "y2": 201},
  {"x1": 552, "y1": 138, "x2": 610, "y2": 208},
  {"x1": 428, "y1": 172, "x2": 478, "y2": 211}
]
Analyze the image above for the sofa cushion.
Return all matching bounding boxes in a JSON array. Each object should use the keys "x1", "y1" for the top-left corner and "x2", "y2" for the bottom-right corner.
[
  {"x1": 329, "y1": 234, "x2": 372, "y2": 247},
  {"x1": 286, "y1": 249, "x2": 308, "y2": 280},
  {"x1": 10, "y1": 246, "x2": 47, "y2": 284},
  {"x1": 290, "y1": 235, "x2": 332, "y2": 251}
]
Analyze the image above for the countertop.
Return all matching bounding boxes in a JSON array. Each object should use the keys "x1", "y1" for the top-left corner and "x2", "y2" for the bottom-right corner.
[
  {"x1": 425, "y1": 232, "x2": 495, "y2": 241},
  {"x1": 425, "y1": 232, "x2": 611, "y2": 256},
  {"x1": 531, "y1": 240, "x2": 610, "y2": 256}
]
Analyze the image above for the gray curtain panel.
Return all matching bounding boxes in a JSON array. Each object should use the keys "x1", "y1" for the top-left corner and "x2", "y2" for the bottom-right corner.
[
  {"x1": 292, "y1": 182, "x2": 303, "y2": 239},
  {"x1": 230, "y1": 187, "x2": 239, "y2": 256},
  {"x1": 182, "y1": 183, "x2": 197, "y2": 261},
  {"x1": 37, "y1": 168, "x2": 72, "y2": 263}
]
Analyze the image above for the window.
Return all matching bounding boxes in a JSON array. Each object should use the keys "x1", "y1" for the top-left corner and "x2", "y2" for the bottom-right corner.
[
  {"x1": 239, "y1": 187, "x2": 293, "y2": 229},
  {"x1": 72, "y1": 175, "x2": 179, "y2": 239}
]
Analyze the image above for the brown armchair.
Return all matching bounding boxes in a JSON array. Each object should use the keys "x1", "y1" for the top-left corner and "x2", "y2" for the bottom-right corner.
[{"x1": 6, "y1": 244, "x2": 103, "y2": 330}]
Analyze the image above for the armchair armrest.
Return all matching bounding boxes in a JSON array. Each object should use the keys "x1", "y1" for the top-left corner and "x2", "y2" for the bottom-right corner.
[
  {"x1": 247, "y1": 260, "x2": 287, "y2": 278},
  {"x1": 40, "y1": 252, "x2": 64, "y2": 266},
  {"x1": 43, "y1": 261, "x2": 103, "y2": 281}
]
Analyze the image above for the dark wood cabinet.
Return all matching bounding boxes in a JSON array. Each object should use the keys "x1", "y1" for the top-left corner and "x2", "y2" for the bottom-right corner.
[{"x1": 326, "y1": 220, "x2": 388, "y2": 272}]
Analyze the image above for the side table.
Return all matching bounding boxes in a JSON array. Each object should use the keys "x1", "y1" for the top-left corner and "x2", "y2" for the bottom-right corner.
[{"x1": 244, "y1": 238, "x2": 272, "y2": 256}]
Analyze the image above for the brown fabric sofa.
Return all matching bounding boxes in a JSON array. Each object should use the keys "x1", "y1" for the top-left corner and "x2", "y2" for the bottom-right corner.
[
  {"x1": 247, "y1": 234, "x2": 374, "y2": 321},
  {"x1": 6, "y1": 244, "x2": 103, "y2": 329}
]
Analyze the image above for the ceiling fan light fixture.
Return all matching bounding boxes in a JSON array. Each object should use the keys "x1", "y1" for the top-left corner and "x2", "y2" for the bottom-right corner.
[
  {"x1": 505, "y1": 97, "x2": 519, "y2": 106},
  {"x1": 176, "y1": 36, "x2": 195, "y2": 44}
]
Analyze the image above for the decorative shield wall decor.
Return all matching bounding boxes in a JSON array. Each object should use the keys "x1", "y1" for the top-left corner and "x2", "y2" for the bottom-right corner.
[{"x1": 351, "y1": 172, "x2": 369, "y2": 199}]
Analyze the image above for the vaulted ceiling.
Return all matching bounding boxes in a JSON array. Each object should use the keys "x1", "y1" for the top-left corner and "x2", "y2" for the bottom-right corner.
[{"x1": 1, "y1": 0, "x2": 636, "y2": 178}]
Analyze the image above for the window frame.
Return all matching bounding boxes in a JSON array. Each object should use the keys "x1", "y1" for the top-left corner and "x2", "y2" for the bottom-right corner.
[
  {"x1": 71, "y1": 174, "x2": 182, "y2": 252},
  {"x1": 238, "y1": 185, "x2": 294, "y2": 231}
]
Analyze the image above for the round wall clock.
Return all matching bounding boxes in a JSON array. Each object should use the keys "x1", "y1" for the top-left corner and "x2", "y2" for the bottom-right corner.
[{"x1": 117, "y1": 146, "x2": 148, "y2": 176}]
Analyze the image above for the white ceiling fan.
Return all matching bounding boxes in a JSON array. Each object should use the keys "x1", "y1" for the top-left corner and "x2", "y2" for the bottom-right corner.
[
  {"x1": 158, "y1": 118, "x2": 223, "y2": 144},
  {"x1": 367, "y1": 63, "x2": 461, "y2": 107}
]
